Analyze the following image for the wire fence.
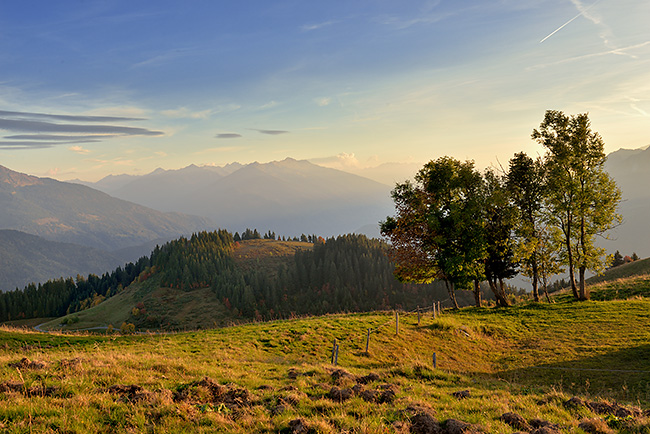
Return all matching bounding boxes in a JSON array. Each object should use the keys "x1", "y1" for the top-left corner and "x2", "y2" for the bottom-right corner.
[{"x1": 329, "y1": 299, "x2": 452, "y2": 366}]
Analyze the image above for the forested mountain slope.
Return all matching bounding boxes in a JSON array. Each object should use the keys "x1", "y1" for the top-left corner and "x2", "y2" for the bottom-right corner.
[{"x1": 3, "y1": 232, "x2": 485, "y2": 330}]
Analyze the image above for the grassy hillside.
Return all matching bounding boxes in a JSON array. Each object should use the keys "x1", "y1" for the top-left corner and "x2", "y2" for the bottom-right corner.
[
  {"x1": 1, "y1": 299, "x2": 650, "y2": 433},
  {"x1": 587, "y1": 257, "x2": 650, "y2": 285}
]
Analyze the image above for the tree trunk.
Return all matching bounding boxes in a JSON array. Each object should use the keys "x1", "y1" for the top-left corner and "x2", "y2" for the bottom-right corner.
[
  {"x1": 578, "y1": 214, "x2": 589, "y2": 301},
  {"x1": 445, "y1": 280, "x2": 460, "y2": 309},
  {"x1": 488, "y1": 278, "x2": 509, "y2": 307},
  {"x1": 498, "y1": 279, "x2": 511, "y2": 307},
  {"x1": 563, "y1": 216, "x2": 578, "y2": 299},
  {"x1": 541, "y1": 271, "x2": 552, "y2": 303},
  {"x1": 579, "y1": 265, "x2": 589, "y2": 300},
  {"x1": 473, "y1": 279, "x2": 482, "y2": 307},
  {"x1": 531, "y1": 259, "x2": 540, "y2": 302}
]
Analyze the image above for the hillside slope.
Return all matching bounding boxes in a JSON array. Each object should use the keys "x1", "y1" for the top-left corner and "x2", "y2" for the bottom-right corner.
[
  {"x1": 4, "y1": 299, "x2": 650, "y2": 432},
  {"x1": 0, "y1": 165, "x2": 212, "y2": 251},
  {"x1": 0, "y1": 230, "x2": 123, "y2": 292},
  {"x1": 31, "y1": 234, "x2": 477, "y2": 332}
]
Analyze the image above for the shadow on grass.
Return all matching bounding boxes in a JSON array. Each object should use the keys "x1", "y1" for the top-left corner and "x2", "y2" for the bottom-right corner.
[{"x1": 498, "y1": 344, "x2": 650, "y2": 404}]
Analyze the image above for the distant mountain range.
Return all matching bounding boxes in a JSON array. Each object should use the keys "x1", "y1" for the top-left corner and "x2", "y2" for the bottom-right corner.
[
  {"x1": 74, "y1": 158, "x2": 394, "y2": 238},
  {"x1": 0, "y1": 164, "x2": 212, "y2": 252}
]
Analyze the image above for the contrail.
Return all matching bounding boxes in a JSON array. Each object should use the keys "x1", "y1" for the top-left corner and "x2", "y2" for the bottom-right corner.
[{"x1": 540, "y1": 0, "x2": 599, "y2": 43}]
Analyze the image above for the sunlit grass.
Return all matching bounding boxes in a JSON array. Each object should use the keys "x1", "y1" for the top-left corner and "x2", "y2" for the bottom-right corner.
[{"x1": 1, "y1": 300, "x2": 650, "y2": 432}]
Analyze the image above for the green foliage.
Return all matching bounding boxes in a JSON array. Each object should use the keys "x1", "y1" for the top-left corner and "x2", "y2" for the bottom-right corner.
[
  {"x1": 533, "y1": 110, "x2": 622, "y2": 300},
  {"x1": 381, "y1": 157, "x2": 487, "y2": 309}
]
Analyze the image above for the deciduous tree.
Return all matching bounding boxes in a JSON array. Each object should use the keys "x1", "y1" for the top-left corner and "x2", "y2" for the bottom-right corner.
[{"x1": 532, "y1": 110, "x2": 621, "y2": 300}]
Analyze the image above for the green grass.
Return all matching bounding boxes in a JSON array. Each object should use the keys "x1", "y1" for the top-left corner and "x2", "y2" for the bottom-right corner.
[
  {"x1": 587, "y1": 257, "x2": 650, "y2": 285},
  {"x1": 2, "y1": 299, "x2": 650, "y2": 433}
]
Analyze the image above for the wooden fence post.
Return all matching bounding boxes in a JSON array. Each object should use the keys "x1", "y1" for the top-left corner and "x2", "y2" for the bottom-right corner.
[
  {"x1": 433, "y1": 302, "x2": 436, "y2": 319},
  {"x1": 395, "y1": 311, "x2": 399, "y2": 335},
  {"x1": 438, "y1": 301, "x2": 441, "y2": 316},
  {"x1": 432, "y1": 352, "x2": 437, "y2": 369},
  {"x1": 334, "y1": 344, "x2": 339, "y2": 366},
  {"x1": 417, "y1": 306, "x2": 421, "y2": 326},
  {"x1": 365, "y1": 328, "x2": 371, "y2": 354}
]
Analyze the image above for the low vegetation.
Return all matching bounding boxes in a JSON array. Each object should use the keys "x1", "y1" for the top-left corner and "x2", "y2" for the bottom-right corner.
[{"x1": 2, "y1": 285, "x2": 650, "y2": 433}]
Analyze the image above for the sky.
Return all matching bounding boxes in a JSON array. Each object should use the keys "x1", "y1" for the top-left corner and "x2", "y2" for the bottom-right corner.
[{"x1": 0, "y1": 0, "x2": 648, "y2": 183}]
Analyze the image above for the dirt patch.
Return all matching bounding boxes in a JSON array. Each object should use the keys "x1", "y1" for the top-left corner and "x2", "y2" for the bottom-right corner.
[
  {"x1": 357, "y1": 372, "x2": 380, "y2": 384},
  {"x1": 8, "y1": 357, "x2": 48, "y2": 370},
  {"x1": 444, "y1": 418, "x2": 483, "y2": 434},
  {"x1": 564, "y1": 396, "x2": 642, "y2": 418},
  {"x1": 451, "y1": 390, "x2": 470, "y2": 400},
  {"x1": 0, "y1": 381, "x2": 58, "y2": 397},
  {"x1": 174, "y1": 377, "x2": 251, "y2": 410},
  {"x1": 328, "y1": 368, "x2": 355, "y2": 384},
  {"x1": 288, "y1": 418, "x2": 311, "y2": 434},
  {"x1": 328, "y1": 386, "x2": 353, "y2": 402},
  {"x1": 578, "y1": 418, "x2": 615, "y2": 434},
  {"x1": 108, "y1": 384, "x2": 153, "y2": 402},
  {"x1": 530, "y1": 427, "x2": 562, "y2": 434},
  {"x1": 408, "y1": 407, "x2": 443, "y2": 434},
  {"x1": 530, "y1": 419, "x2": 562, "y2": 432},
  {"x1": 0, "y1": 381, "x2": 24, "y2": 393},
  {"x1": 500, "y1": 412, "x2": 530, "y2": 431}
]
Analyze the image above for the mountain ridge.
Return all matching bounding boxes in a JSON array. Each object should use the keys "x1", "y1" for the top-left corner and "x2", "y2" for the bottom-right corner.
[
  {"x1": 73, "y1": 158, "x2": 394, "y2": 237},
  {"x1": 0, "y1": 165, "x2": 213, "y2": 251}
]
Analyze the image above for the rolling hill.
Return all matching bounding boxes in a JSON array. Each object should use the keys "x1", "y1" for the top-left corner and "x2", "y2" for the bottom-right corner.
[{"x1": 0, "y1": 164, "x2": 213, "y2": 251}]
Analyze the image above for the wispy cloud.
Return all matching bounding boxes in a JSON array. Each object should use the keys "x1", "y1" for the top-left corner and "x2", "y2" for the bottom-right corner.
[
  {"x1": 301, "y1": 20, "x2": 339, "y2": 32},
  {"x1": 315, "y1": 97, "x2": 331, "y2": 107},
  {"x1": 161, "y1": 107, "x2": 213, "y2": 119},
  {"x1": 251, "y1": 129, "x2": 289, "y2": 135},
  {"x1": 69, "y1": 145, "x2": 91, "y2": 154},
  {"x1": 0, "y1": 110, "x2": 163, "y2": 150},
  {"x1": 529, "y1": 40, "x2": 650, "y2": 70},
  {"x1": 0, "y1": 109, "x2": 145, "y2": 122},
  {"x1": 131, "y1": 48, "x2": 194, "y2": 69},
  {"x1": 310, "y1": 153, "x2": 361, "y2": 169},
  {"x1": 215, "y1": 133, "x2": 242, "y2": 139}
]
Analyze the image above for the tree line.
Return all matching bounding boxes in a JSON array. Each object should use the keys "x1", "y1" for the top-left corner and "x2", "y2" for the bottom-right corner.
[
  {"x1": 381, "y1": 110, "x2": 622, "y2": 307},
  {"x1": 1, "y1": 229, "x2": 503, "y2": 324}
]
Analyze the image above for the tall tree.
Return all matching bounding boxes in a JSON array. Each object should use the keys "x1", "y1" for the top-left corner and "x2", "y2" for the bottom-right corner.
[
  {"x1": 482, "y1": 169, "x2": 517, "y2": 307},
  {"x1": 532, "y1": 110, "x2": 621, "y2": 300},
  {"x1": 381, "y1": 157, "x2": 486, "y2": 309},
  {"x1": 506, "y1": 152, "x2": 546, "y2": 302}
]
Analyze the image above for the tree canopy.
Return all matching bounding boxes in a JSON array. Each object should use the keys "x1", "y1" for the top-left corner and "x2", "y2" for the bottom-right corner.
[{"x1": 382, "y1": 110, "x2": 622, "y2": 304}]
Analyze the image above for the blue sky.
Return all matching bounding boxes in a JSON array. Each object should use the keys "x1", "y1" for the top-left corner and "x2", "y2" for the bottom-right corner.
[{"x1": 0, "y1": 1, "x2": 648, "y2": 182}]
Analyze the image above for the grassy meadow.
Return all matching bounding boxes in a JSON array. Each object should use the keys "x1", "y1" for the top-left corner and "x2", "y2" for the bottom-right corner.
[{"x1": 2, "y1": 286, "x2": 650, "y2": 433}]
